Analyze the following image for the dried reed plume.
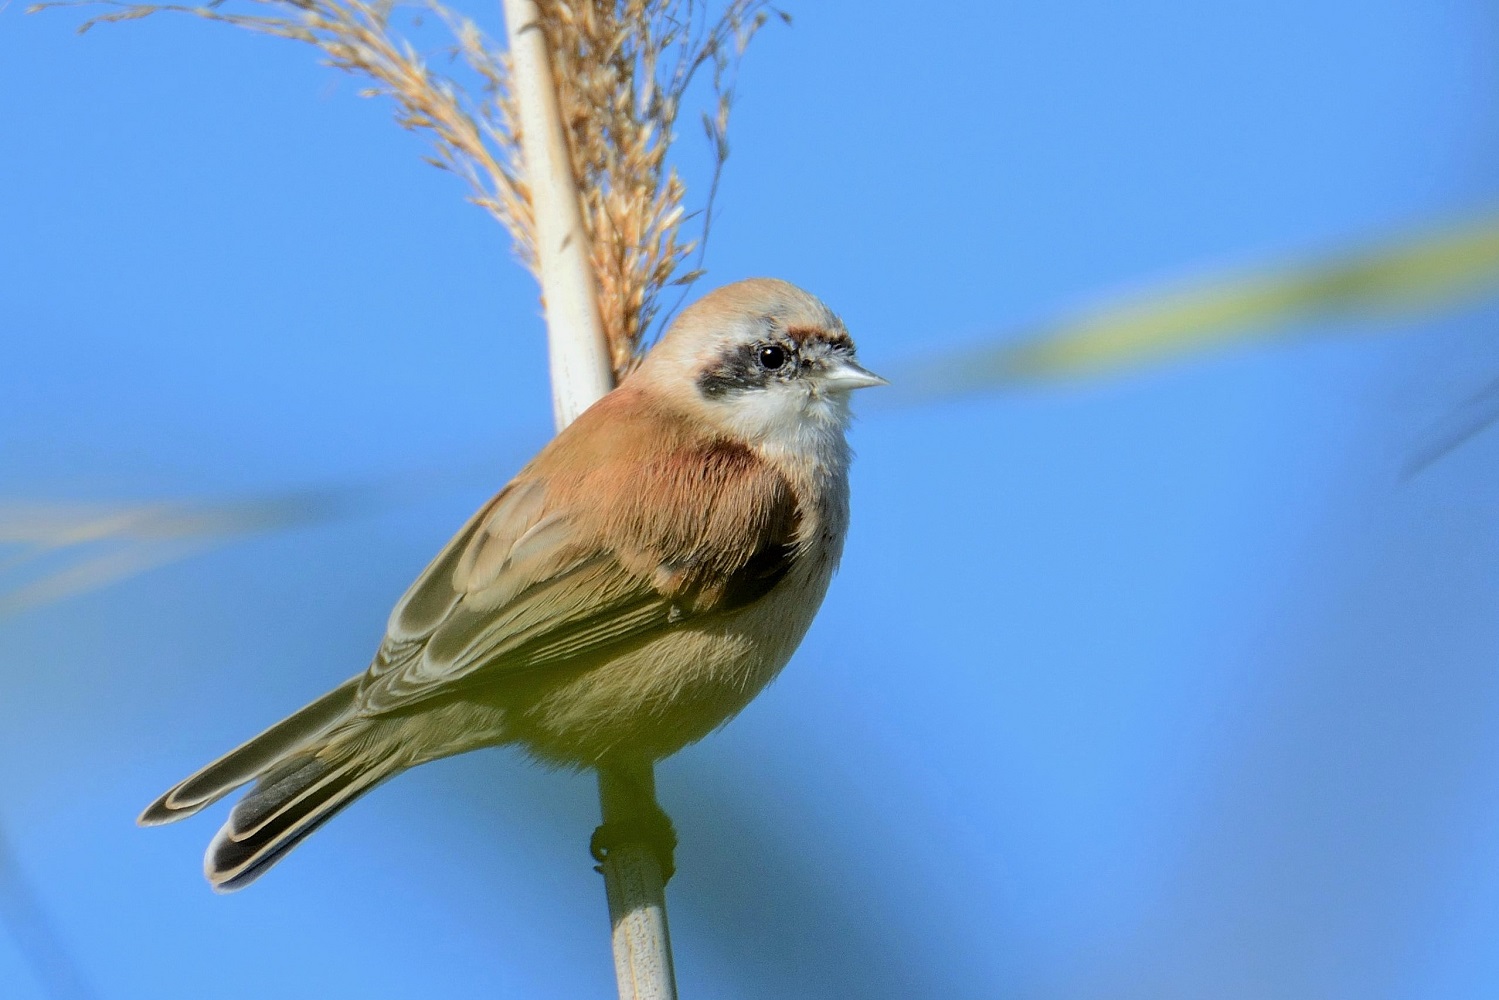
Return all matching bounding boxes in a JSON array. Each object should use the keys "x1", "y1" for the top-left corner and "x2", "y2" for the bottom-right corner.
[{"x1": 33, "y1": 0, "x2": 785, "y2": 375}]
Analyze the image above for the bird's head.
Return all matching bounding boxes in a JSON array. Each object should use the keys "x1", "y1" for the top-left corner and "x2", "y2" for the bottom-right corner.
[{"x1": 635, "y1": 278, "x2": 886, "y2": 451}]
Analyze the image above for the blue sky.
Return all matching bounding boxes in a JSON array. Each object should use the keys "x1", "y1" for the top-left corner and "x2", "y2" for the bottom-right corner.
[{"x1": 4, "y1": 1, "x2": 1499, "y2": 998}]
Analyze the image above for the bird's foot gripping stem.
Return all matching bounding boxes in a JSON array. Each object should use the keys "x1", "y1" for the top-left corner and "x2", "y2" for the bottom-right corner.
[
  {"x1": 590, "y1": 803, "x2": 678, "y2": 883},
  {"x1": 592, "y1": 763, "x2": 678, "y2": 883}
]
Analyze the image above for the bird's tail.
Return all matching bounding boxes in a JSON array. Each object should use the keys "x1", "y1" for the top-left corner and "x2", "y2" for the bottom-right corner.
[
  {"x1": 139, "y1": 677, "x2": 362, "y2": 827},
  {"x1": 137, "y1": 676, "x2": 405, "y2": 891},
  {"x1": 203, "y1": 744, "x2": 399, "y2": 891}
]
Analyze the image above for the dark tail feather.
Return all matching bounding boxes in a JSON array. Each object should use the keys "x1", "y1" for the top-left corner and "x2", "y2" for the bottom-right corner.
[
  {"x1": 138, "y1": 678, "x2": 361, "y2": 827},
  {"x1": 205, "y1": 746, "x2": 396, "y2": 892}
]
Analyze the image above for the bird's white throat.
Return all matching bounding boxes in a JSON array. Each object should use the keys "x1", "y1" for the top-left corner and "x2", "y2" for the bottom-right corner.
[{"x1": 717, "y1": 380, "x2": 854, "y2": 472}]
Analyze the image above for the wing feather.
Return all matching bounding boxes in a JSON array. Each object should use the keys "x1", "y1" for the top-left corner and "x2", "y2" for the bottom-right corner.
[
  {"x1": 357, "y1": 416, "x2": 805, "y2": 716},
  {"x1": 384, "y1": 480, "x2": 547, "y2": 642}
]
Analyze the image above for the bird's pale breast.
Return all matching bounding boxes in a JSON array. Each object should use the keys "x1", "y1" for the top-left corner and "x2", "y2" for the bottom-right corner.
[{"x1": 508, "y1": 458, "x2": 848, "y2": 766}]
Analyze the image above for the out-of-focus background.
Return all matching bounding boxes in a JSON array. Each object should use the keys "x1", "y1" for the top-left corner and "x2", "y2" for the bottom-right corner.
[{"x1": 5, "y1": 2, "x2": 1499, "y2": 997}]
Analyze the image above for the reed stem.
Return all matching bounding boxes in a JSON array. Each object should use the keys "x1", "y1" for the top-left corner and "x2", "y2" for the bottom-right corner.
[{"x1": 499, "y1": 3, "x2": 679, "y2": 997}]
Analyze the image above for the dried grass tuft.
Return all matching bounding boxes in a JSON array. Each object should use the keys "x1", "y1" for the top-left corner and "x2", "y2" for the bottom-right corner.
[
  {"x1": 31, "y1": 0, "x2": 785, "y2": 374},
  {"x1": 533, "y1": 0, "x2": 782, "y2": 372}
]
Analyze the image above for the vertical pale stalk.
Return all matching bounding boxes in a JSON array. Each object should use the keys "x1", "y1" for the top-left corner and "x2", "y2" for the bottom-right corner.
[
  {"x1": 597, "y1": 762, "x2": 680, "y2": 1000},
  {"x1": 501, "y1": 0, "x2": 615, "y2": 428},
  {"x1": 499, "y1": 3, "x2": 679, "y2": 998}
]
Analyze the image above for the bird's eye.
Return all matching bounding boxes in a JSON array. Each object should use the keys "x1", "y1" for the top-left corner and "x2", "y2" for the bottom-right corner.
[{"x1": 757, "y1": 345, "x2": 788, "y2": 370}]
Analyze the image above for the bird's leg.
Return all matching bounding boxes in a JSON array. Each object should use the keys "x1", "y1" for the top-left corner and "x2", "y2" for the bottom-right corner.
[{"x1": 591, "y1": 761, "x2": 678, "y2": 883}]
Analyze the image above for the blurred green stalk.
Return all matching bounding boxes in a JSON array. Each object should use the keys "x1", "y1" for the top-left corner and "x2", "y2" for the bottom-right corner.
[{"x1": 894, "y1": 208, "x2": 1499, "y2": 402}]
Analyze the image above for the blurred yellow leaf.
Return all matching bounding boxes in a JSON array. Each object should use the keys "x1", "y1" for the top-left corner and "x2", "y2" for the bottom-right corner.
[
  {"x1": 0, "y1": 459, "x2": 511, "y2": 619},
  {"x1": 892, "y1": 209, "x2": 1499, "y2": 402},
  {"x1": 0, "y1": 490, "x2": 361, "y2": 618}
]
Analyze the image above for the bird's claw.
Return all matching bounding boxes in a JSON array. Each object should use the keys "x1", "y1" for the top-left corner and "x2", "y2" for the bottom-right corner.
[{"x1": 590, "y1": 809, "x2": 678, "y2": 883}]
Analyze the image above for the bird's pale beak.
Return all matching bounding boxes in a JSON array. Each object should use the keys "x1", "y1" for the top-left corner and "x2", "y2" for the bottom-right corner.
[{"x1": 819, "y1": 358, "x2": 890, "y2": 391}]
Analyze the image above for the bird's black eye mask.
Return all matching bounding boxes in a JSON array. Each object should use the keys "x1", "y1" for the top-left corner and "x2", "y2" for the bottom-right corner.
[{"x1": 697, "y1": 340, "x2": 798, "y2": 399}]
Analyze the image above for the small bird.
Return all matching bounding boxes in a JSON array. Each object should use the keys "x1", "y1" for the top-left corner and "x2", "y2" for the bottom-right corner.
[{"x1": 139, "y1": 278, "x2": 885, "y2": 890}]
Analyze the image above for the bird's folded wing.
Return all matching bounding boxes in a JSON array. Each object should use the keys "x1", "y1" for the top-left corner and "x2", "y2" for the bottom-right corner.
[
  {"x1": 361, "y1": 557, "x2": 671, "y2": 713},
  {"x1": 354, "y1": 447, "x2": 800, "y2": 715}
]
